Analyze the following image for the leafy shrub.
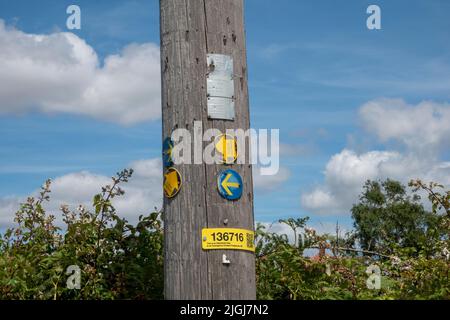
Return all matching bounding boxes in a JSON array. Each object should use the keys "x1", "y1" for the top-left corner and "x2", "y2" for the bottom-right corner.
[
  {"x1": 0, "y1": 170, "x2": 163, "y2": 299},
  {"x1": 0, "y1": 173, "x2": 448, "y2": 300},
  {"x1": 255, "y1": 179, "x2": 449, "y2": 300}
]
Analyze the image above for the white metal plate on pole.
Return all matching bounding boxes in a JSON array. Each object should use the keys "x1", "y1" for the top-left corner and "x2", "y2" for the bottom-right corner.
[{"x1": 207, "y1": 54, "x2": 235, "y2": 120}]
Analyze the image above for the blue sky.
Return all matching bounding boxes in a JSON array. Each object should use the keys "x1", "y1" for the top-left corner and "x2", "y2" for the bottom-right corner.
[{"x1": 0, "y1": 0, "x2": 449, "y2": 234}]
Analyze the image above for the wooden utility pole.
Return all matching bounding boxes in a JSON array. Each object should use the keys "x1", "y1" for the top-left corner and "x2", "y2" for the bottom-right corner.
[{"x1": 160, "y1": 0, "x2": 256, "y2": 299}]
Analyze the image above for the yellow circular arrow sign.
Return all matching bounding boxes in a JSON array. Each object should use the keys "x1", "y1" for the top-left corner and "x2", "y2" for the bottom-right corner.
[
  {"x1": 163, "y1": 167, "x2": 182, "y2": 198},
  {"x1": 215, "y1": 134, "x2": 238, "y2": 164}
]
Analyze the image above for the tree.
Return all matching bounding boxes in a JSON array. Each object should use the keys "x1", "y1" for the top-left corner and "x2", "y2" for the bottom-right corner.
[{"x1": 351, "y1": 179, "x2": 444, "y2": 256}]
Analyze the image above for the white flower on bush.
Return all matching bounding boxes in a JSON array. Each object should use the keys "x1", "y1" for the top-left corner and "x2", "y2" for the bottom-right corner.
[
  {"x1": 304, "y1": 227, "x2": 316, "y2": 236},
  {"x1": 391, "y1": 256, "x2": 401, "y2": 266},
  {"x1": 442, "y1": 248, "x2": 450, "y2": 260}
]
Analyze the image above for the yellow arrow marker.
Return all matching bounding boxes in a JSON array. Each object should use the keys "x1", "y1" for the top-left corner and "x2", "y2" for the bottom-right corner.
[
  {"x1": 221, "y1": 173, "x2": 240, "y2": 196},
  {"x1": 164, "y1": 145, "x2": 172, "y2": 158},
  {"x1": 215, "y1": 134, "x2": 237, "y2": 164},
  {"x1": 164, "y1": 168, "x2": 181, "y2": 198}
]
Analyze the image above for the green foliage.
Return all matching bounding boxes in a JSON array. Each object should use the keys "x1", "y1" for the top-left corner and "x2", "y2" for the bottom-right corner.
[
  {"x1": 0, "y1": 170, "x2": 163, "y2": 299},
  {"x1": 0, "y1": 175, "x2": 448, "y2": 300},
  {"x1": 256, "y1": 179, "x2": 449, "y2": 300},
  {"x1": 351, "y1": 179, "x2": 445, "y2": 256},
  {"x1": 255, "y1": 218, "x2": 449, "y2": 300},
  {"x1": 409, "y1": 180, "x2": 450, "y2": 216}
]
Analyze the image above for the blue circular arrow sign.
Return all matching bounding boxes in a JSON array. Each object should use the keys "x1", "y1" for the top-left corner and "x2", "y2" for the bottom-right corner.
[{"x1": 217, "y1": 169, "x2": 243, "y2": 200}]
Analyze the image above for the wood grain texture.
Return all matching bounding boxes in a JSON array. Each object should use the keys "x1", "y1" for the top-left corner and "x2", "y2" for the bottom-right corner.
[{"x1": 160, "y1": 0, "x2": 255, "y2": 300}]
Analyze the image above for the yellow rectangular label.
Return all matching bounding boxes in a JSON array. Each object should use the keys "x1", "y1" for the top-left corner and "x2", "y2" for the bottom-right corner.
[{"x1": 202, "y1": 228, "x2": 255, "y2": 252}]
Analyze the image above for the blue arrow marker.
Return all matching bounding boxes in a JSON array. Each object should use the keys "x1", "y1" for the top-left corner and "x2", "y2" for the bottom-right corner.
[{"x1": 217, "y1": 169, "x2": 243, "y2": 200}]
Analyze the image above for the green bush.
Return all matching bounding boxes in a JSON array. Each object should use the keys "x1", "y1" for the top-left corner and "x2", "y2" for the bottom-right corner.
[
  {"x1": 255, "y1": 179, "x2": 449, "y2": 300},
  {"x1": 0, "y1": 172, "x2": 448, "y2": 300},
  {"x1": 0, "y1": 170, "x2": 163, "y2": 299}
]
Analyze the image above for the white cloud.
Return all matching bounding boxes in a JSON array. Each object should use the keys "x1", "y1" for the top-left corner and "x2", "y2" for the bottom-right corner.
[
  {"x1": 302, "y1": 99, "x2": 450, "y2": 215},
  {"x1": 302, "y1": 149, "x2": 402, "y2": 214},
  {"x1": 0, "y1": 197, "x2": 22, "y2": 228},
  {"x1": 301, "y1": 189, "x2": 335, "y2": 212},
  {"x1": 0, "y1": 20, "x2": 161, "y2": 125},
  {"x1": 359, "y1": 98, "x2": 450, "y2": 153},
  {"x1": 253, "y1": 166, "x2": 291, "y2": 192},
  {"x1": 258, "y1": 43, "x2": 297, "y2": 59},
  {"x1": 279, "y1": 143, "x2": 316, "y2": 157},
  {"x1": 0, "y1": 158, "x2": 162, "y2": 228},
  {"x1": 0, "y1": 157, "x2": 293, "y2": 228}
]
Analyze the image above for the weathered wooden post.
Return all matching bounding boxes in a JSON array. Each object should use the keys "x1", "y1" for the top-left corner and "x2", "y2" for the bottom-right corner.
[{"x1": 160, "y1": 0, "x2": 256, "y2": 299}]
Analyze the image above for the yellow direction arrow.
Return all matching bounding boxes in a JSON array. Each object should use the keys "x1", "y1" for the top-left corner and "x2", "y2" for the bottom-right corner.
[
  {"x1": 215, "y1": 134, "x2": 237, "y2": 164},
  {"x1": 164, "y1": 144, "x2": 172, "y2": 158},
  {"x1": 164, "y1": 168, "x2": 182, "y2": 198},
  {"x1": 221, "y1": 173, "x2": 240, "y2": 196}
]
